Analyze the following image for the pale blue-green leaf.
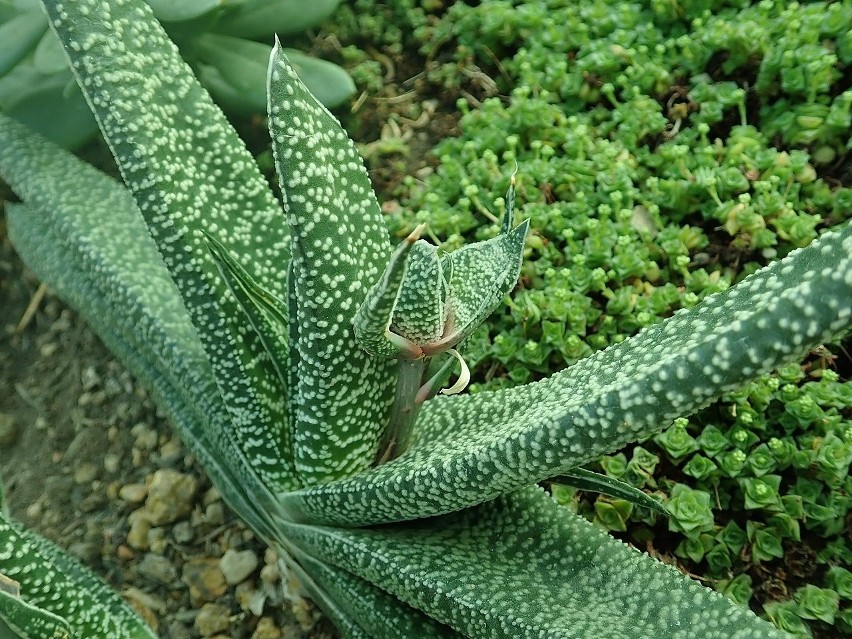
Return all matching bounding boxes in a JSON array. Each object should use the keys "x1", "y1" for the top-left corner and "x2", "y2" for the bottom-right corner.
[
  {"x1": 32, "y1": 29, "x2": 66, "y2": 75},
  {"x1": 0, "y1": 513, "x2": 156, "y2": 639},
  {"x1": 194, "y1": 33, "x2": 269, "y2": 113},
  {"x1": 552, "y1": 469, "x2": 666, "y2": 514},
  {"x1": 391, "y1": 240, "x2": 448, "y2": 346},
  {"x1": 280, "y1": 222, "x2": 852, "y2": 525},
  {"x1": 145, "y1": 0, "x2": 221, "y2": 22},
  {"x1": 282, "y1": 487, "x2": 786, "y2": 639},
  {"x1": 0, "y1": 10, "x2": 44, "y2": 76},
  {"x1": 268, "y1": 42, "x2": 396, "y2": 484},
  {"x1": 195, "y1": 36, "x2": 354, "y2": 111},
  {"x1": 213, "y1": 0, "x2": 340, "y2": 37},
  {"x1": 0, "y1": 113, "x2": 284, "y2": 537},
  {"x1": 195, "y1": 62, "x2": 265, "y2": 117},
  {"x1": 41, "y1": 0, "x2": 295, "y2": 492},
  {"x1": 2, "y1": 70, "x2": 98, "y2": 149},
  {"x1": 282, "y1": 49, "x2": 356, "y2": 109}
]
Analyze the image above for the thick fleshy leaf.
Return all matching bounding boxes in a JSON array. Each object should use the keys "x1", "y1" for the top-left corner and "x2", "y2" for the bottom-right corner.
[
  {"x1": 282, "y1": 487, "x2": 786, "y2": 639},
  {"x1": 0, "y1": 9, "x2": 44, "y2": 76},
  {"x1": 267, "y1": 42, "x2": 396, "y2": 485},
  {"x1": 282, "y1": 49, "x2": 356, "y2": 109},
  {"x1": 552, "y1": 469, "x2": 666, "y2": 514},
  {"x1": 213, "y1": 0, "x2": 340, "y2": 37},
  {"x1": 194, "y1": 33, "x2": 269, "y2": 114},
  {"x1": 354, "y1": 227, "x2": 425, "y2": 358},
  {"x1": 441, "y1": 219, "x2": 529, "y2": 348},
  {"x1": 196, "y1": 36, "x2": 354, "y2": 111},
  {"x1": 204, "y1": 232, "x2": 297, "y2": 480},
  {"x1": 1, "y1": 68, "x2": 99, "y2": 149},
  {"x1": 0, "y1": 513, "x2": 156, "y2": 638},
  {"x1": 391, "y1": 240, "x2": 449, "y2": 345},
  {"x1": 32, "y1": 29, "x2": 66, "y2": 74},
  {"x1": 145, "y1": 0, "x2": 220, "y2": 22},
  {"x1": 0, "y1": 587, "x2": 72, "y2": 639},
  {"x1": 41, "y1": 0, "x2": 295, "y2": 492},
  {"x1": 285, "y1": 548, "x2": 462, "y2": 639},
  {"x1": 0, "y1": 114, "x2": 283, "y2": 538},
  {"x1": 279, "y1": 221, "x2": 852, "y2": 525}
]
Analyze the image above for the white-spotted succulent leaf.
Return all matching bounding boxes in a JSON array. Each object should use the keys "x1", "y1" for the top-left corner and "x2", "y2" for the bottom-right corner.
[
  {"x1": 285, "y1": 548, "x2": 463, "y2": 639},
  {"x1": 280, "y1": 221, "x2": 852, "y2": 526},
  {"x1": 0, "y1": 587, "x2": 72, "y2": 639},
  {"x1": 204, "y1": 231, "x2": 296, "y2": 471},
  {"x1": 438, "y1": 218, "x2": 529, "y2": 353},
  {"x1": 353, "y1": 225, "x2": 426, "y2": 359},
  {"x1": 552, "y1": 469, "x2": 666, "y2": 514},
  {"x1": 0, "y1": 113, "x2": 282, "y2": 539},
  {"x1": 0, "y1": 512, "x2": 156, "y2": 638},
  {"x1": 391, "y1": 240, "x2": 449, "y2": 348},
  {"x1": 267, "y1": 42, "x2": 397, "y2": 485},
  {"x1": 40, "y1": 0, "x2": 296, "y2": 492},
  {"x1": 356, "y1": 182, "x2": 529, "y2": 359},
  {"x1": 282, "y1": 486, "x2": 787, "y2": 639}
]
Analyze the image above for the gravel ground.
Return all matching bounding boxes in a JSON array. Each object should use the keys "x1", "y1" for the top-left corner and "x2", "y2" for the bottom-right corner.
[{"x1": 0, "y1": 221, "x2": 334, "y2": 639}]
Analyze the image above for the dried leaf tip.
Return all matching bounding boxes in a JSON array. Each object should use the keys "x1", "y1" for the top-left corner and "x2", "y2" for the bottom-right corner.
[
  {"x1": 440, "y1": 349, "x2": 471, "y2": 396},
  {"x1": 407, "y1": 223, "x2": 426, "y2": 243}
]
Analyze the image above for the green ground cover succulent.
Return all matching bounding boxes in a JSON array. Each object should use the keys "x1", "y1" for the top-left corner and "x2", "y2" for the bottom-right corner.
[
  {"x1": 325, "y1": 1, "x2": 852, "y2": 636},
  {"x1": 0, "y1": 0, "x2": 353, "y2": 148},
  {"x1": 0, "y1": 1, "x2": 850, "y2": 638}
]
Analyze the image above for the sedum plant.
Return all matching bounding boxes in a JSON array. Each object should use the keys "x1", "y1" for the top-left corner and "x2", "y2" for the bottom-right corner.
[
  {"x1": 0, "y1": 0, "x2": 850, "y2": 637},
  {"x1": 0, "y1": 0, "x2": 352, "y2": 148}
]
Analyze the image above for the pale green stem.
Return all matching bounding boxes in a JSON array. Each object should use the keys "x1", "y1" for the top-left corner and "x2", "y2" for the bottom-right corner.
[{"x1": 376, "y1": 357, "x2": 427, "y2": 464}]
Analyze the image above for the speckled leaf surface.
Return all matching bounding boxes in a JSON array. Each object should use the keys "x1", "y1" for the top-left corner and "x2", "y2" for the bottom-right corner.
[
  {"x1": 0, "y1": 114, "x2": 285, "y2": 538},
  {"x1": 288, "y1": 549, "x2": 462, "y2": 639},
  {"x1": 0, "y1": 588, "x2": 71, "y2": 639},
  {"x1": 391, "y1": 240, "x2": 448, "y2": 345},
  {"x1": 205, "y1": 232, "x2": 296, "y2": 475},
  {"x1": 550, "y1": 468, "x2": 666, "y2": 515},
  {"x1": 0, "y1": 513, "x2": 156, "y2": 638},
  {"x1": 40, "y1": 0, "x2": 294, "y2": 492},
  {"x1": 282, "y1": 487, "x2": 788, "y2": 639},
  {"x1": 553, "y1": 469, "x2": 666, "y2": 514},
  {"x1": 441, "y1": 219, "x2": 529, "y2": 346},
  {"x1": 354, "y1": 230, "x2": 423, "y2": 358},
  {"x1": 267, "y1": 43, "x2": 396, "y2": 485},
  {"x1": 280, "y1": 222, "x2": 852, "y2": 526}
]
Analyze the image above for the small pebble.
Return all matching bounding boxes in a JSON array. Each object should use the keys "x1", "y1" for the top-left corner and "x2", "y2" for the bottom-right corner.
[
  {"x1": 116, "y1": 545, "x2": 136, "y2": 561},
  {"x1": 143, "y1": 469, "x2": 197, "y2": 525},
  {"x1": 119, "y1": 483, "x2": 148, "y2": 503},
  {"x1": 0, "y1": 413, "x2": 18, "y2": 446},
  {"x1": 194, "y1": 603, "x2": 230, "y2": 637},
  {"x1": 126, "y1": 512, "x2": 151, "y2": 550},
  {"x1": 137, "y1": 553, "x2": 177, "y2": 585},
  {"x1": 173, "y1": 520, "x2": 195, "y2": 544},
  {"x1": 73, "y1": 463, "x2": 98, "y2": 485},
  {"x1": 220, "y1": 549, "x2": 259, "y2": 585},
  {"x1": 204, "y1": 502, "x2": 225, "y2": 526},
  {"x1": 182, "y1": 558, "x2": 227, "y2": 605},
  {"x1": 251, "y1": 617, "x2": 282, "y2": 639}
]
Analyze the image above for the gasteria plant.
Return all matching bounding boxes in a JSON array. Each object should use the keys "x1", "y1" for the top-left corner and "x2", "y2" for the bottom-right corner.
[{"x1": 0, "y1": 1, "x2": 850, "y2": 637}]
